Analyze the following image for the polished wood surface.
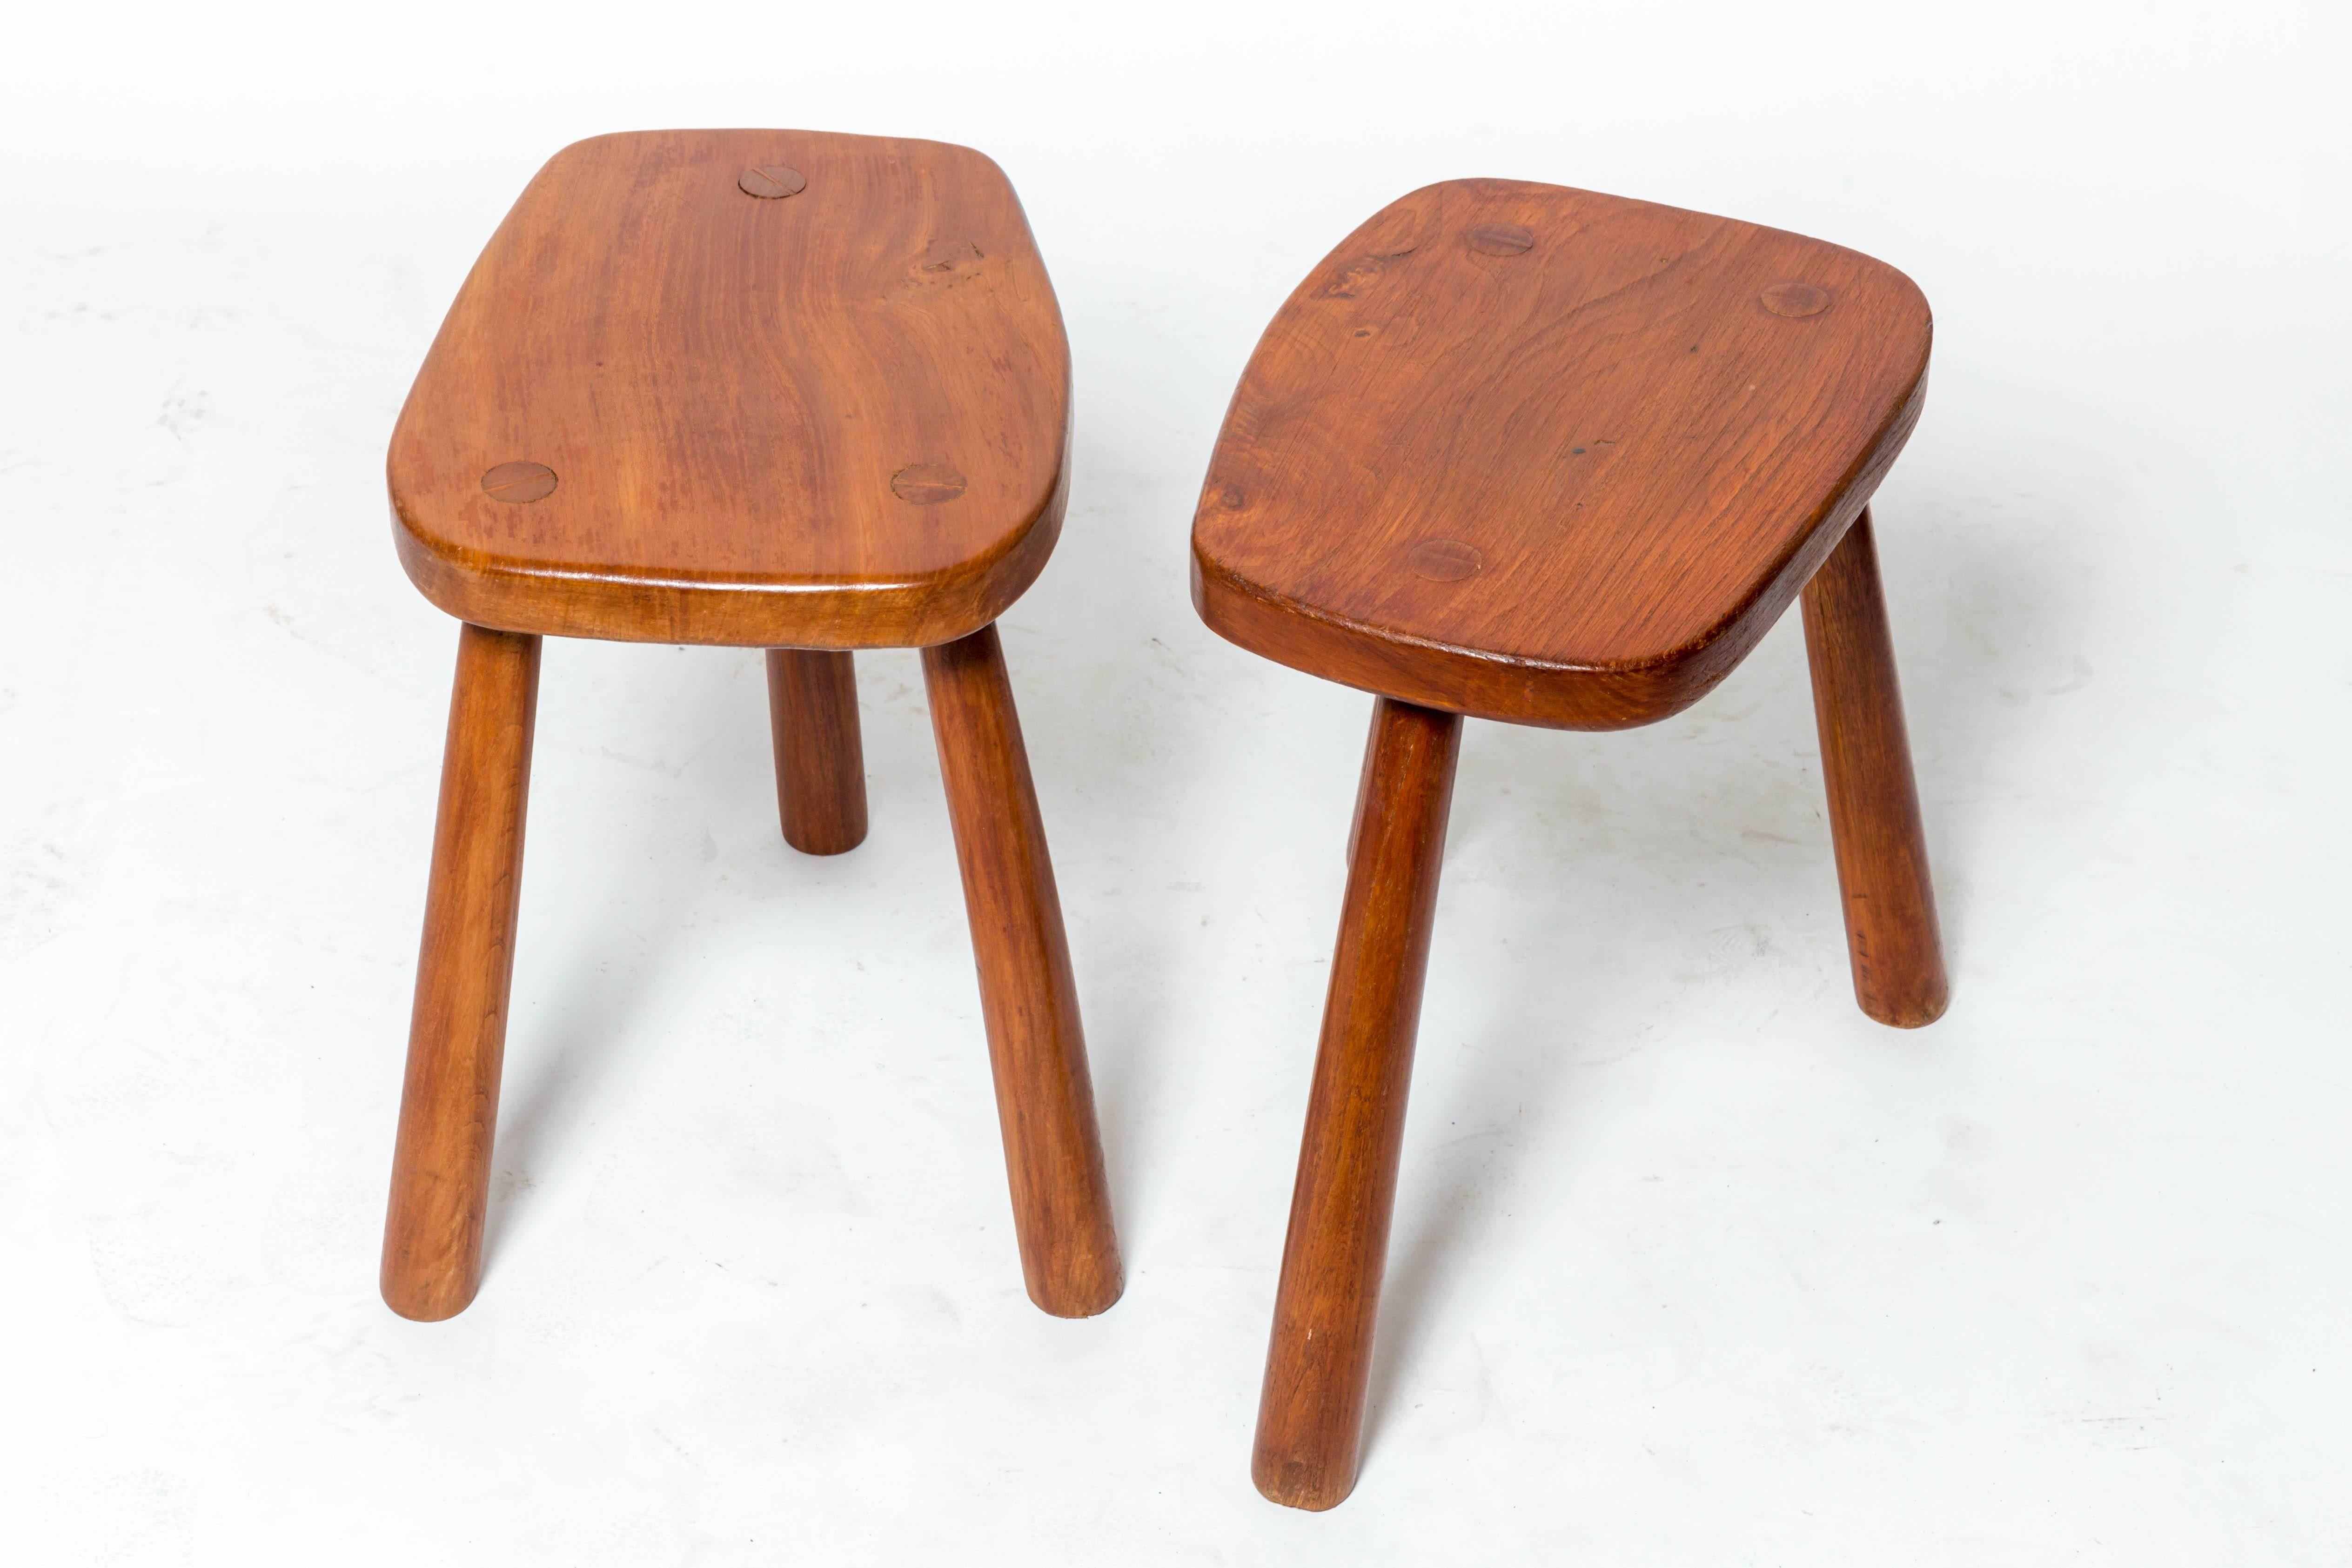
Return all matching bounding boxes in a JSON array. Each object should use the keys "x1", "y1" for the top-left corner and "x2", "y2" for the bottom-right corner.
[
  {"x1": 1193, "y1": 178, "x2": 1932, "y2": 730},
  {"x1": 390, "y1": 130, "x2": 1071, "y2": 649},
  {"x1": 1802, "y1": 510, "x2": 1949, "y2": 1026},
  {"x1": 382, "y1": 134, "x2": 1115, "y2": 1324},
  {"x1": 923, "y1": 625, "x2": 1123, "y2": 1317},
  {"x1": 382, "y1": 623, "x2": 541, "y2": 1321},
  {"x1": 1209, "y1": 186, "x2": 1951, "y2": 1508},
  {"x1": 765, "y1": 648, "x2": 868, "y2": 855},
  {"x1": 1254, "y1": 698, "x2": 1461, "y2": 1510}
]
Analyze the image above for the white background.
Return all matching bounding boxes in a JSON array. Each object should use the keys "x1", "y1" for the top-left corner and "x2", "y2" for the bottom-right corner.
[{"x1": 2, "y1": 0, "x2": 2346, "y2": 1560}]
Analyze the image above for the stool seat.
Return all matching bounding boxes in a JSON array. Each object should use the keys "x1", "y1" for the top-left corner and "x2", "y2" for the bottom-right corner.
[
  {"x1": 390, "y1": 129, "x2": 1069, "y2": 649},
  {"x1": 1193, "y1": 178, "x2": 1930, "y2": 729}
]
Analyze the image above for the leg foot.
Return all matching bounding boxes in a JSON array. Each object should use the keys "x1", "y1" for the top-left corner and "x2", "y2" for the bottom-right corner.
[
  {"x1": 382, "y1": 623, "x2": 542, "y2": 1320},
  {"x1": 766, "y1": 649, "x2": 868, "y2": 855},
  {"x1": 922, "y1": 624, "x2": 1123, "y2": 1317},
  {"x1": 1802, "y1": 509, "x2": 1949, "y2": 1027},
  {"x1": 1253, "y1": 697, "x2": 1462, "y2": 1510}
]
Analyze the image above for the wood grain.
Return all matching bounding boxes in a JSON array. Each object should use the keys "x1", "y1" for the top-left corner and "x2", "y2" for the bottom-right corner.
[
  {"x1": 1802, "y1": 510, "x2": 1949, "y2": 1026},
  {"x1": 765, "y1": 649, "x2": 868, "y2": 855},
  {"x1": 1254, "y1": 698, "x2": 1461, "y2": 1510},
  {"x1": 381, "y1": 135, "x2": 1109, "y2": 1322},
  {"x1": 1192, "y1": 178, "x2": 1932, "y2": 729},
  {"x1": 389, "y1": 130, "x2": 1071, "y2": 650},
  {"x1": 923, "y1": 624, "x2": 1123, "y2": 1317},
  {"x1": 382, "y1": 623, "x2": 541, "y2": 1321}
]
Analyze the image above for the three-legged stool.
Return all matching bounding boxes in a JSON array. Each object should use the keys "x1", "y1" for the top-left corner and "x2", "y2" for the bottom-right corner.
[
  {"x1": 380, "y1": 131, "x2": 1120, "y2": 1324},
  {"x1": 1190, "y1": 179, "x2": 1949, "y2": 1508}
]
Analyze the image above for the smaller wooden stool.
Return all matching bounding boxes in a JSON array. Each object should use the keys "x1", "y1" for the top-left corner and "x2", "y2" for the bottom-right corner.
[
  {"x1": 380, "y1": 132, "x2": 1120, "y2": 1324},
  {"x1": 1192, "y1": 180, "x2": 1950, "y2": 1508}
]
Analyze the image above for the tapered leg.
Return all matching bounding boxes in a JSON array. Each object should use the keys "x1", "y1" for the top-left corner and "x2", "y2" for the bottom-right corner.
[
  {"x1": 1254, "y1": 697, "x2": 1462, "y2": 1511},
  {"x1": 922, "y1": 624, "x2": 1123, "y2": 1318},
  {"x1": 1802, "y1": 509, "x2": 1949, "y2": 1027},
  {"x1": 382, "y1": 623, "x2": 542, "y2": 1321},
  {"x1": 765, "y1": 648, "x2": 868, "y2": 855}
]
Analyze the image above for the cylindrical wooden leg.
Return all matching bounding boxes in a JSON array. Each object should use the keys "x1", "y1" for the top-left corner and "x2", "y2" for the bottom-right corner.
[
  {"x1": 1801, "y1": 509, "x2": 1949, "y2": 1027},
  {"x1": 1253, "y1": 697, "x2": 1462, "y2": 1511},
  {"x1": 765, "y1": 648, "x2": 868, "y2": 855},
  {"x1": 381, "y1": 623, "x2": 542, "y2": 1321},
  {"x1": 1342, "y1": 702, "x2": 1380, "y2": 867},
  {"x1": 922, "y1": 623, "x2": 1123, "y2": 1318}
]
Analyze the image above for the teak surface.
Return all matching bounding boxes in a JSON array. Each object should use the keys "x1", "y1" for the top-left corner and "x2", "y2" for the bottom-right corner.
[
  {"x1": 390, "y1": 130, "x2": 1071, "y2": 649},
  {"x1": 382, "y1": 624, "x2": 540, "y2": 1321},
  {"x1": 1192, "y1": 179, "x2": 1932, "y2": 729},
  {"x1": 923, "y1": 626, "x2": 1123, "y2": 1317},
  {"x1": 1255, "y1": 698, "x2": 1461, "y2": 1510},
  {"x1": 765, "y1": 649, "x2": 868, "y2": 855},
  {"x1": 1802, "y1": 511, "x2": 1949, "y2": 1026}
]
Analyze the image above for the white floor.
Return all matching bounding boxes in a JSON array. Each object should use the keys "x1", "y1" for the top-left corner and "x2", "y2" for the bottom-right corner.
[{"x1": 3, "y1": 1, "x2": 2347, "y2": 1561}]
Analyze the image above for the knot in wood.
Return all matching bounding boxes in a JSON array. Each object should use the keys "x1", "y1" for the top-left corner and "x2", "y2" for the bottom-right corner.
[{"x1": 1465, "y1": 223, "x2": 1535, "y2": 257}]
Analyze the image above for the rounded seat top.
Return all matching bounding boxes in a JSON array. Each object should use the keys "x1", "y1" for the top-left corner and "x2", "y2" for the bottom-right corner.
[
  {"x1": 1191, "y1": 179, "x2": 1931, "y2": 729},
  {"x1": 389, "y1": 129, "x2": 1070, "y2": 649}
]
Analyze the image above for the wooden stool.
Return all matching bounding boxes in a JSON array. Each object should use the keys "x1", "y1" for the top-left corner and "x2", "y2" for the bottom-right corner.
[
  {"x1": 1191, "y1": 180, "x2": 1950, "y2": 1508},
  {"x1": 380, "y1": 131, "x2": 1120, "y2": 1324}
]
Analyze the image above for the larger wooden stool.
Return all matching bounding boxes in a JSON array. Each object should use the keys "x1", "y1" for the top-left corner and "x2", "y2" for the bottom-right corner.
[
  {"x1": 1192, "y1": 180, "x2": 1949, "y2": 1508},
  {"x1": 380, "y1": 131, "x2": 1120, "y2": 1324}
]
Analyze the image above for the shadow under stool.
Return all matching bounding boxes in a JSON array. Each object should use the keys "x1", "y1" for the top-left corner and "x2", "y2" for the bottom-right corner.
[
  {"x1": 1190, "y1": 179, "x2": 1950, "y2": 1509},
  {"x1": 378, "y1": 130, "x2": 1120, "y2": 1325}
]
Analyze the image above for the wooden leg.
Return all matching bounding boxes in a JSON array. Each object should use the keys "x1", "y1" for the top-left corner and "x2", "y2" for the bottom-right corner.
[
  {"x1": 1802, "y1": 509, "x2": 1950, "y2": 1027},
  {"x1": 765, "y1": 648, "x2": 868, "y2": 855},
  {"x1": 922, "y1": 624, "x2": 1123, "y2": 1318},
  {"x1": 1253, "y1": 697, "x2": 1462, "y2": 1510},
  {"x1": 382, "y1": 623, "x2": 542, "y2": 1321},
  {"x1": 1342, "y1": 702, "x2": 1380, "y2": 867}
]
